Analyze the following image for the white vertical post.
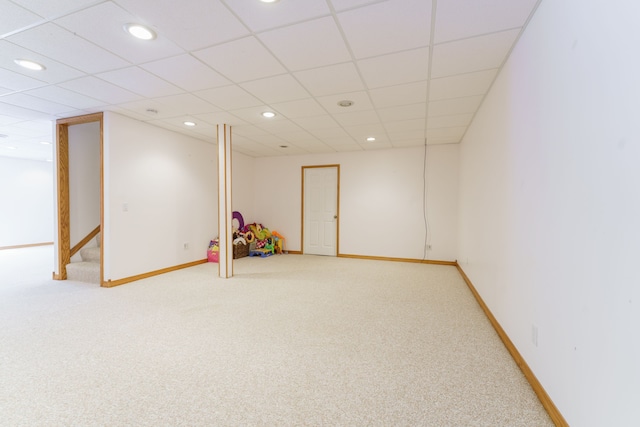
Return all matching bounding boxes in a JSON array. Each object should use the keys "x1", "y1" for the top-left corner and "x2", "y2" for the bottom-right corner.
[{"x1": 217, "y1": 124, "x2": 233, "y2": 278}]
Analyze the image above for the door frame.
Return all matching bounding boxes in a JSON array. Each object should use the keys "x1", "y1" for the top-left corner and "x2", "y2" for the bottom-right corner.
[
  {"x1": 54, "y1": 112, "x2": 104, "y2": 284},
  {"x1": 301, "y1": 164, "x2": 340, "y2": 256}
]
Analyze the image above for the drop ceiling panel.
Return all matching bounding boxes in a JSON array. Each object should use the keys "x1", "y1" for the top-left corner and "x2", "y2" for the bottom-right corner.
[
  {"x1": 7, "y1": 23, "x2": 130, "y2": 74},
  {"x1": 11, "y1": 0, "x2": 102, "y2": 19},
  {"x1": 384, "y1": 118, "x2": 426, "y2": 134},
  {"x1": 0, "y1": 68, "x2": 46, "y2": 92},
  {"x1": 195, "y1": 111, "x2": 249, "y2": 127},
  {"x1": 229, "y1": 105, "x2": 284, "y2": 124},
  {"x1": 0, "y1": 40, "x2": 84, "y2": 84},
  {"x1": 257, "y1": 119, "x2": 304, "y2": 134},
  {"x1": 224, "y1": 0, "x2": 330, "y2": 32},
  {"x1": 259, "y1": 17, "x2": 351, "y2": 71},
  {"x1": 115, "y1": 0, "x2": 249, "y2": 50},
  {"x1": 329, "y1": 0, "x2": 383, "y2": 12},
  {"x1": 333, "y1": 110, "x2": 380, "y2": 127},
  {"x1": 344, "y1": 123, "x2": 386, "y2": 141},
  {"x1": 59, "y1": 76, "x2": 143, "y2": 104},
  {"x1": 358, "y1": 48, "x2": 429, "y2": 89},
  {"x1": 23, "y1": 86, "x2": 105, "y2": 110},
  {"x1": 271, "y1": 98, "x2": 326, "y2": 119},
  {"x1": 196, "y1": 85, "x2": 262, "y2": 110},
  {"x1": 369, "y1": 81, "x2": 428, "y2": 109},
  {"x1": 427, "y1": 113, "x2": 474, "y2": 128},
  {"x1": 240, "y1": 74, "x2": 309, "y2": 104},
  {"x1": 377, "y1": 104, "x2": 427, "y2": 122},
  {"x1": 294, "y1": 62, "x2": 365, "y2": 97},
  {"x1": 153, "y1": 93, "x2": 220, "y2": 115},
  {"x1": 316, "y1": 91, "x2": 373, "y2": 114},
  {"x1": 292, "y1": 115, "x2": 341, "y2": 131},
  {"x1": 431, "y1": 29, "x2": 520, "y2": 78},
  {"x1": 429, "y1": 69, "x2": 498, "y2": 101},
  {"x1": 193, "y1": 36, "x2": 285, "y2": 83},
  {"x1": 141, "y1": 54, "x2": 231, "y2": 92},
  {"x1": 0, "y1": 93, "x2": 76, "y2": 115},
  {"x1": 54, "y1": 2, "x2": 184, "y2": 64},
  {"x1": 434, "y1": 0, "x2": 537, "y2": 43},
  {"x1": 428, "y1": 95, "x2": 484, "y2": 117},
  {"x1": 338, "y1": 0, "x2": 432, "y2": 59},
  {"x1": 97, "y1": 67, "x2": 183, "y2": 98},
  {"x1": 0, "y1": 0, "x2": 43, "y2": 36}
]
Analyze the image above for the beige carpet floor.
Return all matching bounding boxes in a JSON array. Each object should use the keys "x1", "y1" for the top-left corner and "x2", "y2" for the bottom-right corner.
[{"x1": 0, "y1": 247, "x2": 553, "y2": 426}]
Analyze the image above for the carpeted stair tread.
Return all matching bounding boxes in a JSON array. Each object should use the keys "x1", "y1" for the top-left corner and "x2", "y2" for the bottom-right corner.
[
  {"x1": 66, "y1": 261, "x2": 100, "y2": 284},
  {"x1": 80, "y1": 246, "x2": 100, "y2": 263}
]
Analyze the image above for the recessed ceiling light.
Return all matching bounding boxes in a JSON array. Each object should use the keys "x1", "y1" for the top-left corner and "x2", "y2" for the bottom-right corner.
[
  {"x1": 14, "y1": 59, "x2": 46, "y2": 71},
  {"x1": 40, "y1": 141, "x2": 52, "y2": 145},
  {"x1": 184, "y1": 121, "x2": 196, "y2": 127},
  {"x1": 262, "y1": 111, "x2": 276, "y2": 118},
  {"x1": 260, "y1": 0, "x2": 280, "y2": 3},
  {"x1": 366, "y1": 137, "x2": 376, "y2": 142},
  {"x1": 123, "y1": 23, "x2": 156, "y2": 40},
  {"x1": 337, "y1": 100, "x2": 354, "y2": 107},
  {"x1": 46, "y1": 159, "x2": 53, "y2": 162}
]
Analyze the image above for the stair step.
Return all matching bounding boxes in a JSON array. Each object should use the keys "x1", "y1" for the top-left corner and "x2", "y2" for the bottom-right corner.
[
  {"x1": 80, "y1": 246, "x2": 100, "y2": 263},
  {"x1": 66, "y1": 262, "x2": 100, "y2": 284}
]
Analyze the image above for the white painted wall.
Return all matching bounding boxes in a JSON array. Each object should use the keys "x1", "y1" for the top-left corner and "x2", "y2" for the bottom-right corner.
[
  {"x1": 252, "y1": 144, "x2": 458, "y2": 261},
  {"x1": 103, "y1": 112, "x2": 217, "y2": 281},
  {"x1": 68, "y1": 122, "x2": 100, "y2": 248},
  {"x1": 0, "y1": 157, "x2": 53, "y2": 247},
  {"x1": 232, "y1": 150, "x2": 255, "y2": 228},
  {"x1": 457, "y1": 1, "x2": 640, "y2": 425}
]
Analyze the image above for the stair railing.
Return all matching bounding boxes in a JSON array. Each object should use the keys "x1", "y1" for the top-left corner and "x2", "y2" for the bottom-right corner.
[{"x1": 70, "y1": 225, "x2": 101, "y2": 258}]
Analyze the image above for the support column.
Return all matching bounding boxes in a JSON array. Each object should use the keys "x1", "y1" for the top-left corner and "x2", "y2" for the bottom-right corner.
[{"x1": 217, "y1": 124, "x2": 233, "y2": 278}]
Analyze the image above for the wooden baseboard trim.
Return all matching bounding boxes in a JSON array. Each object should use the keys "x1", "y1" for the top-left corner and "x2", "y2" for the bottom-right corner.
[
  {"x1": 286, "y1": 250, "x2": 303, "y2": 255},
  {"x1": 338, "y1": 253, "x2": 457, "y2": 266},
  {"x1": 0, "y1": 242, "x2": 54, "y2": 251},
  {"x1": 102, "y1": 259, "x2": 208, "y2": 288},
  {"x1": 455, "y1": 263, "x2": 568, "y2": 427}
]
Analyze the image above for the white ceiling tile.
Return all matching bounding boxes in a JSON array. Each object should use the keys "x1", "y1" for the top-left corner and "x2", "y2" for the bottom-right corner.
[
  {"x1": 54, "y1": 2, "x2": 184, "y2": 64},
  {"x1": 333, "y1": 110, "x2": 380, "y2": 127},
  {"x1": 310, "y1": 127, "x2": 351, "y2": 139},
  {"x1": 10, "y1": 0, "x2": 101, "y2": 19},
  {"x1": 0, "y1": 67, "x2": 46, "y2": 91},
  {"x1": 229, "y1": 105, "x2": 285, "y2": 125},
  {"x1": 431, "y1": 29, "x2": 520, "y2": 78},
  {"x1": 377, "y1": 103, "x2": 426, "y2": 122},
  {"x1": 329, "y1": 0, "x2": 382, "y2": 12},
  {"x1": 392, "y1": 137, "x2": 425, "y2": 147},
  {"x1": 0, "y1": 102, "x2": 52, "y2": 120},
  {"x1": 8, "y1": 23, "x2": 130, "y2": 74},
  {"x1": 294, "y1": 62, "x2": 365, "y2": 97},
  {"x1": 196, "y1": 85, "x2": 262, "y2": 110},
  {"x1": 344, "y1": 123, "x2": 386, "y2": 141},
  {"x1": 141, "y1": 54, "x2": 231, "y2": 92},
  {"x1": 429, "y1": 69, "x2": 498, "y2": 101},
  {"x1": 369, "y1": 81, "x2": 428, "y2": 109},
  {"x1": 358, "y1": 48, "x2": 429, "y2": 89},
  {"x1": 97, "y1": 67, "x2": 183, "y2": 98},
  {"x1": 271, "y1": 99, "x2": 326, "y2": 119},
  {"x1": 59, "y1": 76, "x2": 143, "y2": 104},
  {"x1": 315, "y1": 91, "x2": 373, "y2": 114},
  {"x1": 257, "y1": 119, "x2": 303, "y2": 134},
  {"x1": 387, "y1": 129, "x2": 426, "y2": 142},
  {"x1": 154, "y1": 93, "x2": 220, "y2": 115},
  {"x1": 426, "y1": 126, "x2": 467, "y2": 142},
  {"x1": 0, "y1": 0, "x2": 43, "y2": 36},
  {"x1": 224, "y1": 0, "x2": 330, "y2": 32},
  {"x1": 0, "y1": 40, "x2": 84, "y2": 84},
  {"x1": 194, "y1": 112, "x2": 249, "y2": 127},
  {"x1": 292, "y1": 115, "x2": 340, "y2": 131},
  {"x1": 115, "y1": 0, "x2": 249, "y2": 50},
  {"x1": 193, "y1": 37, "x2": 285, "y2": 83},
  {"x1": 427, "y1": 113, "x2": 474, "y2": 128},
  {"x1": 0, "y1": 93, "x2": 75, "y2": 115},
  {"x1": 23, "y1": 86, "x2": 105, "y2": 110},
  {"x1": 240, "y1": 74, "x2": 309, "y2": 104},
  {"x1": 259, "y1": 17, "x2": 351, "y2": 71},
  {"x1": 428, "y1": 95, "x2": 483, "y2": 117},
  {"x1": 232, "y1": 125, "x2": 270, "y2": 138},
  {"x1": 384, "y1": 118, "x2": 426, "y2": 134},
  {"x1": 338, "y1": 0, "x2": 432, "y2": 59},
  {"x1": 434, "y1": 0, "x2": 538, "y2": 43}
]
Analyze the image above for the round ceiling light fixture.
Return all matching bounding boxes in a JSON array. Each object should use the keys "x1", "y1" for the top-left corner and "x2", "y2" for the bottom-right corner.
[
  {"x1": 183, "y1": 121, "x2": 197, "y2": 127},
  {"x1": 14, "y1": 59, "x2": 46, "y2": 71},
  {"x1": 260, "y1": 0, "x2": 280, "y2": 3},
  {"x1": 123, "y1": 23, "x2": 157, "y2": 40},
  {"x1": 337, "y1": 100, "x2": 354, "y2": 107},
  {"x1": 366, "y1": 137, "x2": 376, "y2": 142},
  {"x1": 262, "y1": 111, "x2": 276, "y2": 118}
]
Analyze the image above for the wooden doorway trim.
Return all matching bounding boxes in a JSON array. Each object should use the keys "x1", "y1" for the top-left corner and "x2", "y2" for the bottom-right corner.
[
  {"x1": 300, "y1": 164, "x2": 340, "y2": 256},
  {"x1": 54, "y1": 112, "x2": 104, "y2": 283}
]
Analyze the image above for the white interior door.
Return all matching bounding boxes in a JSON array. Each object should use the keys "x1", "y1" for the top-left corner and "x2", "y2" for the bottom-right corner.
[{"x1": 303, "y1": 166, "x2": 338, "y2": 256}]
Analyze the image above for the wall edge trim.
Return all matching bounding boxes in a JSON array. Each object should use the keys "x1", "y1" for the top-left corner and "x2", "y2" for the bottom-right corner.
[
  {"x1": 338, "y1": 253, "x2": 457, "y2": 266},
  {"x1": 455, "y1": 263, "x2": 568, "y2": 427},
  {"x1": 0, "y1": 242, "x2": 53, "y2": 251},
  {"x1": 103, "y1": 259, "x2": 207, "y2": 288}
]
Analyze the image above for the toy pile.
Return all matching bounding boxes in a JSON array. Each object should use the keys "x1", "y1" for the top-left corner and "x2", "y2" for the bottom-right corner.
[{"x1": 207, "y1": 211, "x2": 286, "y2": 262}]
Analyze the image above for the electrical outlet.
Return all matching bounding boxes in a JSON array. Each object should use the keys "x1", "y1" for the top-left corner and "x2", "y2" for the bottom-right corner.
[
  {"x1": 183, "y1": 243, "x2": 189, "y2": 250},
  {"x1": 532, "y1": 324, "x2": 538, "y2": 347}
]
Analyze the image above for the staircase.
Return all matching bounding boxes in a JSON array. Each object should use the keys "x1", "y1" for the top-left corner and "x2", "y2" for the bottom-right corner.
[{"x1": 66, "y1": 233, "x2": 101, "y2": 284}]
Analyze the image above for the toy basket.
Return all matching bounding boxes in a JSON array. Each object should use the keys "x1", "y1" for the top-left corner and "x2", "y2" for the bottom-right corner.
[{"x1": 233, "y1": 242, "x2": 249, "y2": 259}]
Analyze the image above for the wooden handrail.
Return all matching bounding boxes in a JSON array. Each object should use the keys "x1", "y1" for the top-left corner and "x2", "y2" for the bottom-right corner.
[{"x1": 70, "y1": 225, "x2": 100, "y2": 257}]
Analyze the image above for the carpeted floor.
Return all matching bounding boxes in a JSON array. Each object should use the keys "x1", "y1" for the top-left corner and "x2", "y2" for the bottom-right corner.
[{"x1": 0, "y1": 247, "x2": 553, "y2": 426}]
